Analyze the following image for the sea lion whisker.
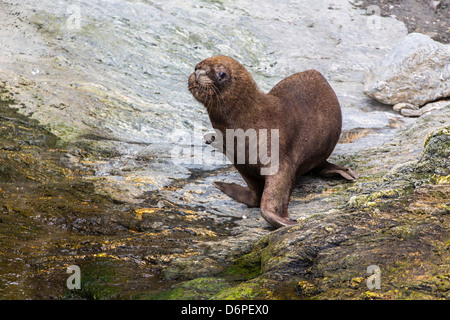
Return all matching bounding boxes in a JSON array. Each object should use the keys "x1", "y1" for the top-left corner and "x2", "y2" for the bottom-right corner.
[
  {"x1": 209, "y1": 83, "x2": 225, "y2": 115},
  {"x1": 201, "y1": 83, "x2": 213, "y2": 112}
]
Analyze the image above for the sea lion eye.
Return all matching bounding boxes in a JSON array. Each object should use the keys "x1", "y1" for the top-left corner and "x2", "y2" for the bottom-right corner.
[{"x1": 218, "y1": 71, "x2": 227, "y2": 81}]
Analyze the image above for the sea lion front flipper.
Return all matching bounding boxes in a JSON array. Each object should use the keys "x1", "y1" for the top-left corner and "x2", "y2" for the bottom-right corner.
[
  {"x1": 317, "y1": 161, "x2": 358, "y2": 180},
  {"x1": 213, "y1": 182, "x2": 260, "y2": 207},
  {"x1": 260, "y1": 170, "x2": 298, "y2": 229}
]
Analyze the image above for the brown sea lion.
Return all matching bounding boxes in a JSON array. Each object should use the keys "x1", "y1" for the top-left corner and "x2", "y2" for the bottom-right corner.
[{"x1": 188, "y1": 55, "x2": 358, "y2": 228}]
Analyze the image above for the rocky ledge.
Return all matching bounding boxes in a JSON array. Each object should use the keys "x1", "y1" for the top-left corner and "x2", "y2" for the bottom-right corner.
[
  {"x1": 156, "y1": 105, "x2": 449, "y2": 300},
  {"x1": 2, "y1": 87, "x2": 447, "y2": 299}
]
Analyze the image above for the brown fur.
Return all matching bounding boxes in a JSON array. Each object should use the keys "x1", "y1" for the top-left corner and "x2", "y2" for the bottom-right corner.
[{"x1": 188, "y1": 55, "x2": 357, "y2": 228}]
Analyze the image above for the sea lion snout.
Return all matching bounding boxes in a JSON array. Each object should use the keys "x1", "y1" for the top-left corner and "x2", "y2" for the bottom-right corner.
[
  {"x1": 195, "y1": 69, "x2": 206, "y2": 79},
  {"x1": 188, "y1": 63, "x2": 220, "y2": 103},
  {"x1": 189, "y1": 65, "x2": 212, "y2": 86}
]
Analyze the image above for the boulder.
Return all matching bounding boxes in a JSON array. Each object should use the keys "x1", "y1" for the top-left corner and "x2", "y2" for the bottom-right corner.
[{"x1": 363, "y1": 33, "x2": 450, "y2": 107}]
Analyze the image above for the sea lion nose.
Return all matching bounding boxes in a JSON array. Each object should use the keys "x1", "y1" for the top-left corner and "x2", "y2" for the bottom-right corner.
[{"x1": 195, "y1": 69, "x2": 205, "y2": 79}]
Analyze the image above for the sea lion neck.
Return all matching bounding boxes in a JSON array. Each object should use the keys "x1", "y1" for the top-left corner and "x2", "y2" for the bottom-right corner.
[{"x1": 207, "y1": 78, "x2": 260, "y2": 128}]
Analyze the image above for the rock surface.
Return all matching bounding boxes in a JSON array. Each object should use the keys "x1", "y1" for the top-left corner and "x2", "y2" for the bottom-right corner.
[
  {"x1": 0, "y1": 0, "x2": 409, "y2": 201},
  {"x1": 157, "y1": 106, "x2": 450, "y2": 300},
  {"x1": 399, "y1": 100, "x2": 450, "y2": 117},
  {"x1": 363, "y1": 33, "x2": 450, "y2": 106},
  {"x1": 1, "y1": 0, "x2": 449, "y2": 300}
]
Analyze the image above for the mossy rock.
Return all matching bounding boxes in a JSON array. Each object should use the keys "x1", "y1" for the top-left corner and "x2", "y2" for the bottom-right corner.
[
  {"x1": 150, "y1": 277, "x2": 232, "y2": 300},
  {"x1": 62, "y1": 257, "x2": 131, "y2": 300},
  {"x1": 416, "y1": 127, "x2": 450, "y2": 176},
  {"x1": 220, "y1": 250, "x2": 262, "y2": 281}
]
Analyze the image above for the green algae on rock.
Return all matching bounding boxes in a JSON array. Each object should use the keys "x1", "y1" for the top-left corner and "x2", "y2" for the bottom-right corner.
[
  {"x1": 0, "y1": 94, "x2": 234, "y2": 299},
  {"x1": 149, "y1": 277, "x2": 232, "y2": 300}
]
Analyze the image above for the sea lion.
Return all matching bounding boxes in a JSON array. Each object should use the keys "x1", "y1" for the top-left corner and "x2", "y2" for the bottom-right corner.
[{"x1": 188, "y1": 55, "x2": 358, "y2": 228}]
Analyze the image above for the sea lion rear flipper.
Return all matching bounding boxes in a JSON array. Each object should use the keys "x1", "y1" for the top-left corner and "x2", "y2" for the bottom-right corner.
[
  {"x1": 317, "y1": 161, "x2": 358, "y2": 180},
  {"x1": 213, "y1": 182, "x2": 260, "y2": 207},
  {"x1": 260, "y1": 170, "x2": 298, "y2": 229}
]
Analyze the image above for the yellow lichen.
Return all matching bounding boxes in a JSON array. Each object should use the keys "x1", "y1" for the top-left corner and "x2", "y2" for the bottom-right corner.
[{"x1": 431, "y1": 174, "x2": 450, "y2": 184}]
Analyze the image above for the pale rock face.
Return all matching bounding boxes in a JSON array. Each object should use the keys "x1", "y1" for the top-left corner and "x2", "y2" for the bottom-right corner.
[
  {"x1": 399, "y1": 100, "x2": 450, "y2": 117},
  {"x1": 363, "y1": 33, "x2": 450, "y2": 107}
]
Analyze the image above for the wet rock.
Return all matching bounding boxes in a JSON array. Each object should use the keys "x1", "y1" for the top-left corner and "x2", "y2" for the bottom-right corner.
[
  {"x1": 150, "y1": 277, "x2": 232, "y2": 300},
  {"x1": 162, "y1": 106, "x2": 450, "y2": 300},
  {"x1": 363, "y1": 33, "x2": 450, "y2": 107}
]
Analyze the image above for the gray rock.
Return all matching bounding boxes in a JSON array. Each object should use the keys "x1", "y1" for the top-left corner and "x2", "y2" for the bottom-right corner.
[
  {"x1": 400, "y1": 99, "x2": 450, "y2": 117},
  {"x1": 393, "y1": 102, "x2": 418, "y2": 112},
  {"x1": 363, "y1": 33, "x2": 450, "y2": 106},
  {"x1": 0, "y1": 0, "x2": 408, "y2": 204}
]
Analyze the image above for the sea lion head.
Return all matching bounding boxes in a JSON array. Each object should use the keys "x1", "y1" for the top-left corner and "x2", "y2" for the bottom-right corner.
[{"x1": 188, "y1": 56, "x2": 256, "y2": 107}]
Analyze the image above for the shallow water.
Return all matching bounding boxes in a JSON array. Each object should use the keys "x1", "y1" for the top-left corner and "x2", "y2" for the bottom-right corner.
[{"x1": 0, "y1": 0, "x2": 414, "y2": 299}]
